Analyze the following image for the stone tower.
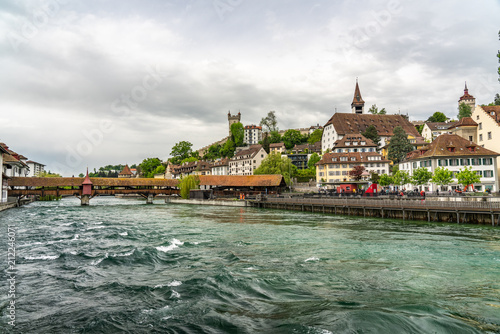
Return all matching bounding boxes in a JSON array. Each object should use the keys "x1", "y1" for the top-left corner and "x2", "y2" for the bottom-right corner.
[
  {"x1": 228, "y1": 111, "x2": 241, "y2": 135},
  {"x1": 351, "y1": 79, "x2": 365, "y2": 114},
  {"x1": 458, "y1": 82, "x2": 476, "y2": 111}
]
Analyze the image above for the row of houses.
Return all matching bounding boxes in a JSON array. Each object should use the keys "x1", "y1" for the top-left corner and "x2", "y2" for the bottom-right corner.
[
  {"x1": 315, "y1": 82, "x2": 500, "y2": 192},
  {"x1": 0, "y1": 142, "x2": 45, "y2": 203}
]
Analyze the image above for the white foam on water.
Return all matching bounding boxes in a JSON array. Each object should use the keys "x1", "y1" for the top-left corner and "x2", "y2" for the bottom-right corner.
[
  {"x1": 305, "y1": 257, "x2": 319, "y2": 262},
  {"x1": 71, "y1": 234, "x2": 79, "y2": 241},
  {"x1": 24, "y1": 255, "x2": 59, "y2": 260},
  {"x1": 156, "y1": 239, "x2": 184, "y2": 253},
  {"x1": 91, "y1": 252, "x2": 108, "y2": 266},
  {"x1": 170, "y1": 290, "x2": 180, "y2": 299},
  {"x1": 87, "y1": 226, "x2": 105, "y2": 230},
  {"x1": 119, "y1": 231, "x2": 128, "y2": 236},
  {"x1": 167, "y1": 280, "x2": 182, "y2": 287},
  {"x1": 112, "y1": 249, "x2": 135, "y2": 257}
]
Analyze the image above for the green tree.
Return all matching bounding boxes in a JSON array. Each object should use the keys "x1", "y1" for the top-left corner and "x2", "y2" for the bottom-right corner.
[
  {"x1": 431, "y1": 167, "x2": 453, "y2": 191},
  {"x1": 230, "y1": 122, "x2": 244, "y2": 147},
  {"x1": 362, "y1": 125, "x2": 380, "y2": 146},
  {"x1": 269, "y1": 131, "x2": 282, "y2": 144},
  {"x1": 494, "y1": 93, "x2": 500, "y2": 106},
  {"x1": 368, "y1": 104, "x2": 386, "y2": 115},
  {"x1": 39, "y1": 171, "x2": 62, "y2": 177},
  {"x1": 393, "y1": 170, "x2": 411, "y2": 188},
  {"x1": 308, "y1": 129, "x2": 323, "y2": 144},
  {"x1": 427, "y1": 111, "x2": 447, "y2": 122},
  {"x1": 78, "y1": 173, "x2": 84, "y2": 178},
  {"x1": 379, "y1": 174, "x2": 393, "y2": 187},
  {"x1": 388, "y1": 126, "x2": 414, "y2": 164},
  {"x1": 370, "y1": 172, "x2": 380, "y2": 184},
  {"x1": 203, "y1": 144, "x2": 222, "y2": 160},
  {"x1": 411, "y1": 167, "x2": 433, "y2": 188},
  {"x1": 307, "y1": 153, "x2": 321, "y2": 169},
  {"x1": 456, "y1": 166, "x2": 480, "y2": 190},
  {"x1": 497, "y1": 30, "x2": 500, "y2": 83},
  {"x1": 170, "y1": 141, "x2": 193, "y2": 165},
  {"x1": 260, "y1": 111, "x2": 278, "y2": 132},
  {"x1": 140, "y1": 158, "x2": 163, "y2": 178},
  {"x1": 349, "y1": 165, "x2": 365, "y2": 181},
  {"x1": 221, "y1": 139, "x2": 236, "y2": 158},
  {"x1": 253, "y1": 153, "x2": 297, "y2": 186},
  {"x1": 282, "y1": 129, "x2": 303, "y2": 149},
  {"x1": 458, "y1": 103, "x2": 472, "y2": 120},
  {"x1": 181, "y1": 157, "x2": 198, "y2": 164},
  {"x1": 178, "y1": 175, "x2": 200, "y2": 199}
]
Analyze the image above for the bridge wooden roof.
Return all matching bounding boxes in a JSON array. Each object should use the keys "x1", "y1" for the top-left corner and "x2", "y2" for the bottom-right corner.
[
  {"x1": 198, "y1": 175, "x2": 285, "y2": 188},
  {"x1": 9, "y1": 175, "x2": 285, "y2": 188},
  {"x1": 9, "y1": 177, "x2": 179, "y2": 187}
]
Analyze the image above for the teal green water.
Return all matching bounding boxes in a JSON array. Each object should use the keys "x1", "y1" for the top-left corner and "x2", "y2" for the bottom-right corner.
[{"x1": 1, "y1": 197, "x2": 500, "y2": 333}]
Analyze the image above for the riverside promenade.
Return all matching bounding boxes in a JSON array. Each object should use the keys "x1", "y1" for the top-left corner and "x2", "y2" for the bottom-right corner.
[{"x1": 248, "y1": 195, "x2": 500, "y2": 226}]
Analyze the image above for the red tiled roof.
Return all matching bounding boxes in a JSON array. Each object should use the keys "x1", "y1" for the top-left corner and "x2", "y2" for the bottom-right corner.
[
  {"x1": 447, "y1": 117, "x2": 477, "y2": 129},
  {"x1": 119, "y1": 164, "x2": 133, "y2": 175},
  {"x1": 425, "y1": 122, "x2": 457, "y2": 131},
  {"x1": 324, "y1": 113, "x2": 420, "y2": 137},
  {"x1": 481, "y1": 105, "x2": 500, "y2": 124},
  {"x1": 270, "y1": 143, "x2": 285, "y2": 148},
  {"x1": 333, "y1": 133, "x2": 376, "y2": 148},
  {"x1": 351, "y1": 81, "x2": 364, "y2": 106},
  {"x1": 459, "y1": 84, "x2": 475, "y2": 102},
  {"x1": 198, "y1": 175, "x2": 285, "y2": 187},
  {"x1": 404, "y1": 134, "x2": 500, "y2": 160},
  {"x1": 233, "y1": 145, "x2": 263, "y2": 159}
]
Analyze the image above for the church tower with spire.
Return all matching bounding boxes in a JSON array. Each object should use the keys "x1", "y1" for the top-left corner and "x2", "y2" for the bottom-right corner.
[
  {"x1": 458, "y1": 82, "x2": 476, "y2": 111},
  {"x1": 351, "y1": 79, "x2": 365, "y2": 114}
]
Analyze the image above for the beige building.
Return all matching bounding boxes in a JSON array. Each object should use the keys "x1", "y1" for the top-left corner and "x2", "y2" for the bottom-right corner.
[
  {"x1": 229, "y1": 145, "x2": 267, "y2": 175},
  {"x1": 448, "y1": 117, "x2": 477, "y2": 143},
  {"x1": 316, "y1": 151, "x2": 390, "y2": 185},
  {"x1": 421, "y1": 122, "x2": 457, "y2": 142},
  {"x1": 270, "y1": 143, "x2": 286, "y2": 154},
  {"x1": 471, "y1": 105, "x2": 500, "y2": 179},
  {"x1": 399, "y1": 134, "x2": 499, "y2": 192}
]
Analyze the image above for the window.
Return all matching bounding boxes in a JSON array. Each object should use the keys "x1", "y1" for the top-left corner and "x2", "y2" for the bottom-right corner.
[
  {"x1": 488, "y1": 132, "x2": 492, "y2": 140},
  {"x1": 479, "y1": 134, "x2": 483, "y2": 141},
  {"x1": 479, "y1": 123, "x2": 482, "y2": 130},
  {"x1": 469, "y1": 136, "x2": 473, "y2": 141},
  {"x1": 476, "y1": 115, "x2": 479, "y2": 120}
]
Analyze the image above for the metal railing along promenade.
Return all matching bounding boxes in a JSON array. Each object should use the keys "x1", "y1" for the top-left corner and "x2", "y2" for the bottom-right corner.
[{"x1": 260, "y1": 196, "x2": 500, "y2": 211}]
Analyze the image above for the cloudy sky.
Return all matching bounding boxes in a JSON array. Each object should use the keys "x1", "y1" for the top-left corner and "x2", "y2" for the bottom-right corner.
[{"x1": 1, "y1": 0, "x2": 499, "y2": 176}]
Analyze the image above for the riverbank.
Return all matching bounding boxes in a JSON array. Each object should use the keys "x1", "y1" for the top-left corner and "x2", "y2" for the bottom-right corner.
[{"x1": 0, "y1": 198, "x2": 35, "y2": 212}]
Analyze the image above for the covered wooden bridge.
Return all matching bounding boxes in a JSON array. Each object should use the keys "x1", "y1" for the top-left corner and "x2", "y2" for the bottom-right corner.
[{"x1": 8, "y1": 176, "x2": 180, "y2": 205}]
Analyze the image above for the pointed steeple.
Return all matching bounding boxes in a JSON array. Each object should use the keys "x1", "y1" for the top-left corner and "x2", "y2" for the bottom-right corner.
[
  {"x1": 351, "y1": 78, "x2": 365, "y2": 114},
  {"x1": 458, "y1": 82, "x2": 475, "y2": 111}
]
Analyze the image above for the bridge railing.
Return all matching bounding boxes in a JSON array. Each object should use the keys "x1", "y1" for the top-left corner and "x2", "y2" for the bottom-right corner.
[{"x1": 262, "y1": 197, "x2": 500, "y2": 211}]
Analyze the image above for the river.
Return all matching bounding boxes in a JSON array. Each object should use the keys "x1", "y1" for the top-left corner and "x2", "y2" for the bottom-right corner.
[{"x1": 1, "y1": 197, "x2": 499, "y2": 333}]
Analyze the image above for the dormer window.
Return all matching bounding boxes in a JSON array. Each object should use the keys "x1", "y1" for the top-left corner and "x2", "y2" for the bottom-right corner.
[{"x1": 448, "y1": 147, "x2": 455, "y2": 152}]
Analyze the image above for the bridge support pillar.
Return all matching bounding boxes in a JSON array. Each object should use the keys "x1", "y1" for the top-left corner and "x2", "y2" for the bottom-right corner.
[
  {"x1": 81, "y1": 195, "x2": 90, "y2": 206},
  {"x1": 146, "y1": 194, "x2": 154, "y2": 204}
]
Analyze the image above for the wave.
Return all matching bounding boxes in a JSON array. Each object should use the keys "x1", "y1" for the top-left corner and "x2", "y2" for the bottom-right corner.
[
  {"x1": 305, "y1": 257, "x2": 320, "y2": 262},
  {"x1": 24, "y1": 255, "x2": 59, "y2": 260},
  {"x1": 156, "y1": 239, "x2": 184, "y2": 253}
]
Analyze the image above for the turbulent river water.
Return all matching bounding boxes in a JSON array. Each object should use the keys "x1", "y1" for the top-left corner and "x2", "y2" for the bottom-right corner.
[{"x1": 1, "y1": 196, "x2": 500, "y2": 333}]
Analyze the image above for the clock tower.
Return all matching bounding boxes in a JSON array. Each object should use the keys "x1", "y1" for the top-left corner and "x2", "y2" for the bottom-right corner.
[{"x1": 351, "y1": 79, "x2": 365, "y2": 114}]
